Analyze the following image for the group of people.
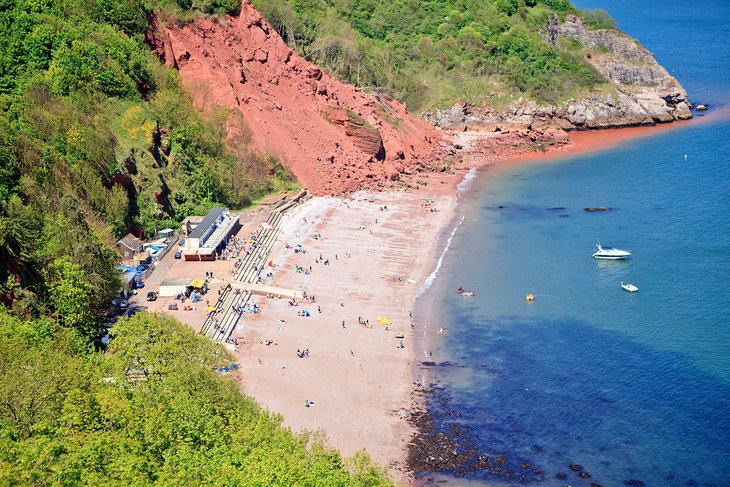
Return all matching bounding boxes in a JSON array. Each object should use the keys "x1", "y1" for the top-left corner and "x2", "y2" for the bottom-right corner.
[
  {"x1": 296, "y1": 349, "x2": 310, "y2": 358},
  {"x1": 231, "y1": 302, "x2": 259, "y2": 315},
  {"x1": 219, "y1": 232, "x2": 258, "y2": 261}
]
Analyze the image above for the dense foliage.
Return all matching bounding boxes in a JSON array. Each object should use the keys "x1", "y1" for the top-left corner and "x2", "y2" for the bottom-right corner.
[
  {"x1": 0, "y1": 1, "x2": 387, "y2": 479},
  {"x1": 0, "y1": 0, "x2": 294, "y2": 327},
  {"x1": 250, "y1": 0, "x2": 610, "y2": 110},
  {"x1": 0, "y1": 310, "x2": 392, "y2": 485}
]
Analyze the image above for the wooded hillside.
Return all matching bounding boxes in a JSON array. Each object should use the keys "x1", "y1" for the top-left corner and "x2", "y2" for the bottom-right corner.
[
  {"x1": 251, "y1": 0, "x2": 614, "y2": 111},
  {"x1": 0, "y1": 0, "x2": 294, "y2": 322}
]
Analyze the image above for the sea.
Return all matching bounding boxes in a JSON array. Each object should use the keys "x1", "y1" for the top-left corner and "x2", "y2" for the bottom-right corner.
[{"x1": 415, "y1": 0, "x2": 730, "y2": 485}]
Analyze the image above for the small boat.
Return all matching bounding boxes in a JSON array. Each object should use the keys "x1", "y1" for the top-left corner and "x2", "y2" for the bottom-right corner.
[
  {"x1": 526, "y1": 293, "x2": 534, "y2": 301},
  {"x1": 593, "y1": 244, "x2": 631, "y2": 260},
  {"x1": 584, "y1": 207, "x2": 612, "y2": 212},
  {"x1": 620, "y1": 282, "x2": 639, "y2": 292}
]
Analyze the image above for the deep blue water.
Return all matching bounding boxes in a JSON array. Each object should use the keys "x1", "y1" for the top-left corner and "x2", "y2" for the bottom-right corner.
[{"x1": 418, "y1": 1, "x2": 730, "y2": 485}]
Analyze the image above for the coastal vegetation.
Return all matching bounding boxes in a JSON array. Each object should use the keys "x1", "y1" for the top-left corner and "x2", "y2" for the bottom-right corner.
[
  {"x1": 0, "y1": 310, "x2": 392, "y2": 485},
  {"x1": 250, "y1": 0, "x2": 614, "y2": 111}
]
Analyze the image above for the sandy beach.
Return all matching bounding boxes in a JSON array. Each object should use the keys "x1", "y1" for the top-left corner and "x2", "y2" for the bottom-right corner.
[
  {"x1": 203, "y1": 119, "x2": 709, "y2": 485},
  {"x1": 227, "y1": 183, "x2": 456, "y2": 483}
]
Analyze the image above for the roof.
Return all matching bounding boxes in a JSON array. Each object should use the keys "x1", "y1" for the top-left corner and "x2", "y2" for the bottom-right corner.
[
  {"x1": 159, "y1": 279, "x2": 193, "y2": 287},
  {"x1": 188, "y1": 207, "x2": 227, "y2": 239},
  {"x1": 118, "y1": 233, "x2": 144, "y2": 251},
  {"x1": 182, "y1": 216, "x2": 204, "y2": 223}
]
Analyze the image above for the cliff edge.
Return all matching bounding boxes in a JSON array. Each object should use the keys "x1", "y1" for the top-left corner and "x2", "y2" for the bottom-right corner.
[
  {"x1": 428, "y1": 15, "x2": 692, "y2": 132},
  {"x1": 146, "y1": 1, "x2": 444, "y2": 195}
]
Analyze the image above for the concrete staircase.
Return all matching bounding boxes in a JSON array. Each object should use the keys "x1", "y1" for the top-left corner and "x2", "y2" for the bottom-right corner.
[{"x1": 200, "y1": 210, "x2": 285, "y2": 342}]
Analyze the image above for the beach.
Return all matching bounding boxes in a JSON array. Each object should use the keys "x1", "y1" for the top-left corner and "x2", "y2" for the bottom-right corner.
[
  {"x1": 229, "y1": 181, "x2": 458, "y2": 483},
  {"x1": 204, "y1": 118, "x2": 712, "y2": 485}
]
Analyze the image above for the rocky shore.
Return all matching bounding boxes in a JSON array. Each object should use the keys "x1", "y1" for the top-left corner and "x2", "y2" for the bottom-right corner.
[{"x1": 426, "y1": 15, "x2": 692, "y2": 132}]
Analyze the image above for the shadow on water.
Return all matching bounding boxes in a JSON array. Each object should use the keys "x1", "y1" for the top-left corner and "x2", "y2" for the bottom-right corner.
[{"x1": 420, "y1": 312, "x2": 730, "y2": 487}]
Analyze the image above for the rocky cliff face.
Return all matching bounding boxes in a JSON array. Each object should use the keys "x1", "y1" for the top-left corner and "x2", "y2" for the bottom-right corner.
[
  {"x1": 427, "y1": 15, "x2": 692, "y2": 131},
  {"x1": 145, "y1": 1, "x2": 443, "y2": 195}
]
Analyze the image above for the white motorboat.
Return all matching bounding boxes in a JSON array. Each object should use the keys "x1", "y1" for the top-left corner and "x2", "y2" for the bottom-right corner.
[
  {"x1": 593, "y1": 244, "x2": 631, "y2": 260},
  {"x1": 620, "y1": 282, "x2": 639, "y2": 292}
]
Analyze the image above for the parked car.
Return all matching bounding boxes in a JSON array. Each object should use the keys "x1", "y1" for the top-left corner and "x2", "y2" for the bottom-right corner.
[
  {"x1": 135, "y1": 280, "x2": 145, "y2": 289},
  {"x1": 174, "y1": 251, "x2": 181, "y2": 259},
  {"x1": 146, "y1": 291, "x2": 158, "y2": 301},
  {"x1": 119, "y1": 299, "x2": 128, "y2": 309}
]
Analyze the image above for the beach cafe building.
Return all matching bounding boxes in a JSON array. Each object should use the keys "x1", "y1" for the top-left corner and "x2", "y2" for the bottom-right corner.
[{"x1": 182, "y1": 207, "x2": 239, "y2": 261}]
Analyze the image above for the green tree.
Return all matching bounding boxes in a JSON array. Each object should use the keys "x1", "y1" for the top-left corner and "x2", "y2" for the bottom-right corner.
[
  {"x1": 0, "y1": 196, "x2": 42, "y2": 292},
  {"x1": 107, "y1": 312, "x2": 227, "y2": 380},
  {"x1": 48, "y1": 257, "x2": 95, "y2": 338}
]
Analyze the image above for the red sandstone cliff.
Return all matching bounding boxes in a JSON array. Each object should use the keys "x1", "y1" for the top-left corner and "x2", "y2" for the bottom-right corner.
[{"x1": 146, "y1": 1, "x2": 443, "y2": 195}]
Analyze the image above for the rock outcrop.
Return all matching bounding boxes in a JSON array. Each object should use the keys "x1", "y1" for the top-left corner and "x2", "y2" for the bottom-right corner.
[
  {"x1": 320, "y1": 106, "x2": 386, "y2": 160},
  {"x1": 147, "y1": 1, "x2": 442, "y2": 195},
  {"x1": 427, "y1": 15, "x2": 692, "y2": 131}
]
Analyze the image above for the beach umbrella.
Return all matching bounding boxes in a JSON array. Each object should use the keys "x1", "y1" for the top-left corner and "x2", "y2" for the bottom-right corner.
[
  {"x1": 376, "y1": 316, "x2": 392, "y2": 325},
  {"x1": 204, "y1": 305, "x2": 215, "y2": 312}
]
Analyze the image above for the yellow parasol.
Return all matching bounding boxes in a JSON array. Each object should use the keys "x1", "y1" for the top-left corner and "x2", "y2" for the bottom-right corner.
[
  {"x1": 204, "y1": 305, "x2": 215, "y2": 312},
  {"x1": 376, "y1": 316, "x2": 392, "y2": 325}
]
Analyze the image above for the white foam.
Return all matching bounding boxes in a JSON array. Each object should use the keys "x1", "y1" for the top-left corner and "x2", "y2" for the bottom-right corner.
[
  {"x1": 414, "y1": 214, "x2": 465, "y2": 301},
  {"x1": 457, "y1": 167, "x2": 478, "y2": 195},
  {"x1": 413, "y1": 168, "x2": 477, "y2": 302}
]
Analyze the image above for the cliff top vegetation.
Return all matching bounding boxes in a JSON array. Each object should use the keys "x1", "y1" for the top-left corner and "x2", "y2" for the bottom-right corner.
[{"x1": 246, "y1": 0, "x2": 617, "y2": 111}]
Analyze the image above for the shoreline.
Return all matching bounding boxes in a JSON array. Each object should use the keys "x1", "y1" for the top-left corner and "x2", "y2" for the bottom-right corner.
[{"x1": 221, "y1": 117, "x2": 704, "y2": 486}]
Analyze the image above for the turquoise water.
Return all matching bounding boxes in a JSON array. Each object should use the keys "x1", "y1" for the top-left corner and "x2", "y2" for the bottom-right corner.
[{"x1": 419, "y1": 1, "x2": 730, "y2": 485}]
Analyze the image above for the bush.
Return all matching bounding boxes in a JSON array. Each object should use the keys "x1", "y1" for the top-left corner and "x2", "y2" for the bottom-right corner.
[{"x1": 582, "y1": 8, "x2": 617, "y2": 30}]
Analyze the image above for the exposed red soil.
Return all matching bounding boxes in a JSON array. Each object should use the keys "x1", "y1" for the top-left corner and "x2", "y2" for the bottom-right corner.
[{"x1": 147, "y1": 1, "x2": 444, "y2": 195}]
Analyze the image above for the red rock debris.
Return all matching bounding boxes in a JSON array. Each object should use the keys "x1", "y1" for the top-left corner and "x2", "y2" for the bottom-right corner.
[{"x1": 149, "y1": 0, "x2": 444, "y2": 195}]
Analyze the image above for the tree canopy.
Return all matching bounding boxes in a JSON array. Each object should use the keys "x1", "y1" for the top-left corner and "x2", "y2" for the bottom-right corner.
[
  {"x1": 250, "y1": 0, "x2": 611, "y2": 111},
  {"x1": 0, "y1": 310, "x2": 393, "y2": 485}
]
